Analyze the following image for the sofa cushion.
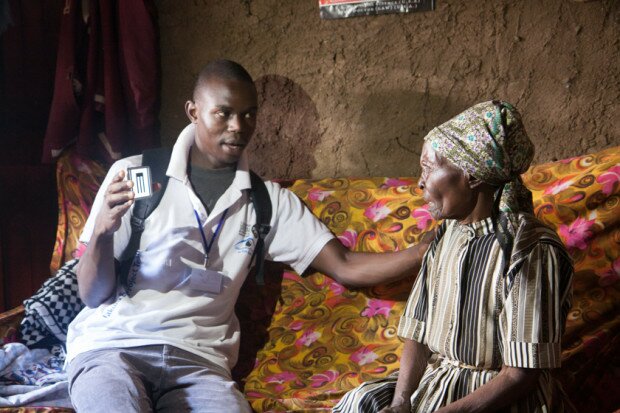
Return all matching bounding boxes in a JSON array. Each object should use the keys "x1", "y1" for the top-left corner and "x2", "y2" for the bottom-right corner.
[{"x1": 49, "y1": 150, "x2": 107, "y2": 274}]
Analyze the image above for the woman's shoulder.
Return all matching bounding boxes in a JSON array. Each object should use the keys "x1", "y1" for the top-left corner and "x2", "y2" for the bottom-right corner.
[
  {"x1": 512, "y1": 212, "x2": 571, "y2": 261},
  {"x1": 514, "y1": 213, "x2": 562, "y2": 241}
]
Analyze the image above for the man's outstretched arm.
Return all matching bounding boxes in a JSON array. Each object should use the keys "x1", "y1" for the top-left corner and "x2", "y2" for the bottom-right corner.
[{"x1": 310, "y1": 231, "x2": 433, "y2": 287}]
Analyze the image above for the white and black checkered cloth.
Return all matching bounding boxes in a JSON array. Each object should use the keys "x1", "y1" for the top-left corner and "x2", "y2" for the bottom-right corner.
[{"x1": 20, "y1": 259, "x2": 84, "y2": 349}]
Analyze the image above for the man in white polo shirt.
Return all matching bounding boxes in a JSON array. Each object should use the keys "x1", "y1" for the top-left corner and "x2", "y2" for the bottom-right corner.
[{"x1": 66, "y1": 59, "x2": 430, "y2": 413}]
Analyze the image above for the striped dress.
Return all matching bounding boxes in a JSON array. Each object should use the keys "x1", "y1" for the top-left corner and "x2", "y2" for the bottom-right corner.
[{"x1": 334, "y1": 215, "x2": 574, "y2": 413}]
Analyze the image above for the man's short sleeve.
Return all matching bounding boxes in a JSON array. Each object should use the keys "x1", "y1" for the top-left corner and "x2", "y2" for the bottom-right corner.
[
  {"x1": 264, "y1": 184, "x2": 334, "y2": 275},
  {"x1": 500, "y1": 241, "x2": 573, "y2": 369}
]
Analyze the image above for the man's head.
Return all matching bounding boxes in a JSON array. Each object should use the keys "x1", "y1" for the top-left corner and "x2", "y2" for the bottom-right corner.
[{"x1": 185, "y1": 60, "x2": 258, "y2": 169}]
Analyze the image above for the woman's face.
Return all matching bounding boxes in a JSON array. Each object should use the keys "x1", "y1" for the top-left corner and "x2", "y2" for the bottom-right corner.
[{"x1": 418, "y1": 141, "x2": 478, "y2": 222}]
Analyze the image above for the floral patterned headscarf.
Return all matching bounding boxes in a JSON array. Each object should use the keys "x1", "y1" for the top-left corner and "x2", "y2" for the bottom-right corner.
[
  {"x1": 424, "y1": 100, "x2": 535, "y2": 218},
  {"x1": 424, "y1": 101, "x2": 535, "y2": 271}
]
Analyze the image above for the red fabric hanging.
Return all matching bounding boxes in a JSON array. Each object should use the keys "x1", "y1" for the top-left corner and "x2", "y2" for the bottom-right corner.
[
  {"x1": 42, "y1": 0, "x2": 160, "y2": 164},
  {"x1": 0, "y1": 0, "x2": 64, "y2": 165}
]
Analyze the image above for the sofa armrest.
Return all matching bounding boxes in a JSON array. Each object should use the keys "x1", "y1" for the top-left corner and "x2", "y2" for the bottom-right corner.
[{"x1": 0, "y1": 305, "x2": 24, "y2": 343}]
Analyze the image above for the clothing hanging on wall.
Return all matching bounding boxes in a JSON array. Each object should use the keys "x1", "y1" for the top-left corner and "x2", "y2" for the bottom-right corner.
[{"x1": 42, "y1": 0, "x2": 160, "y2": 164}]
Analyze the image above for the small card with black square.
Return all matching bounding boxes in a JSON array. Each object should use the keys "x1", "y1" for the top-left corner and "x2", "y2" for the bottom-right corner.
[{"x1": 127, "y1": 166, "x2": 153, "y2": 199}]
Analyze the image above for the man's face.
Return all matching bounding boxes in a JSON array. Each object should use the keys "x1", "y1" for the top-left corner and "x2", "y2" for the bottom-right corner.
[
  {"x1": 186, "y1": 77, "x2": 258, "y2": 169},
  {"x1": 418, "y1": 141, "x2": 477, "y2": 222}
]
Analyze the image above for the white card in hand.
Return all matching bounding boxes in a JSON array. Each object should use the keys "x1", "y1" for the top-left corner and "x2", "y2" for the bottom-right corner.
[
  {"x1": 189, "y1": 268, "x2": 223, "y2": 294},
  {"x1": 127, "y1": 166, "x2": 153, "y2": 199}
]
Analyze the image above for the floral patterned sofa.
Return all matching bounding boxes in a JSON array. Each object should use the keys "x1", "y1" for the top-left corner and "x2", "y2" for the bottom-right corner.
[{"x1": 1, "y1": 145, "x2": 619, "y2": 413}]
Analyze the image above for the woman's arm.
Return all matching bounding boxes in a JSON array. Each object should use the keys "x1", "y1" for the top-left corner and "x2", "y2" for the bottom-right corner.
[{"x1": 379, "y1": 339, "x2": 431, "y2": 413}]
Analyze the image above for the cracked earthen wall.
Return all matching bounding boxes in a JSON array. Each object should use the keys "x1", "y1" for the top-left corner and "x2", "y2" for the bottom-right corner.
[{"x1": 156, "y1": 0, "x2": 619, "y2": 179}]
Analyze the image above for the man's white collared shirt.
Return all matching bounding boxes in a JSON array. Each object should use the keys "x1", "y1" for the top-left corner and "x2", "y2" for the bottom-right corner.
[{"x1": 66, "y1": 124, "x2": 334, "y2": 372}]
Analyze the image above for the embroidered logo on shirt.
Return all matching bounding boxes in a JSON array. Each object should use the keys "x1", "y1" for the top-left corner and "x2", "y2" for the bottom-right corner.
[{"x1": 234, "y1": 237, "x2": 255, "y2": 254}]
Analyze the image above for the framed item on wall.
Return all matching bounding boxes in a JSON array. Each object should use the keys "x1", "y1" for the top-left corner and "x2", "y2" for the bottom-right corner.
[{"x1": 319, "y1": 0, "x2": 435, "y2": 20}]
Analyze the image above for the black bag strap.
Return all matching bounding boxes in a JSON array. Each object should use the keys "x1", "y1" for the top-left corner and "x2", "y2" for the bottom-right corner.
[
  {"x1": 118, "y1": 147, "x2": 172, "y2": 285},
  {"x1": 248, "y1": 170, "x2": 272, "y2": 286}
]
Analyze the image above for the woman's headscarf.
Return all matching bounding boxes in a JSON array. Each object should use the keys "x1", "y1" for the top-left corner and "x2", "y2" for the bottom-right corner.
[{"x1": 424, "y1": 100, "x2": 535, "y2": 272}]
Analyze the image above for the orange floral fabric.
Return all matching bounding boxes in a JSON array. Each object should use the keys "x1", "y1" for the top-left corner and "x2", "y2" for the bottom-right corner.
[
  {"x1": 49, "y1": 150, "x2": 107, "y2": 273},
  {"x1": 243, "y1": 146, "x2": 620, "y2": 412}
]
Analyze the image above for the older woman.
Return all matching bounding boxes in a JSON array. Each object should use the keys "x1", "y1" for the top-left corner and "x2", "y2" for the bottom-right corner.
[{"x1": 334, "y1": 101, "x2": 575, "y2": 413}]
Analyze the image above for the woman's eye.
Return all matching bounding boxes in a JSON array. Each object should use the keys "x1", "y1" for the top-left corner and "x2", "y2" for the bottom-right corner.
[
  {"x1": 216, "y1": 111, "x2": 230, "y2": 118},
  {"x1": 244, "y1": 111, "x2": 256, "y2": 120}
]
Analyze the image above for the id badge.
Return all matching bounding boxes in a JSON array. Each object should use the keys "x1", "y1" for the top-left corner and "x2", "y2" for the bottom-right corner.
[{"x1": 189, "y1": 268, "x2": 223, "y2": 294}]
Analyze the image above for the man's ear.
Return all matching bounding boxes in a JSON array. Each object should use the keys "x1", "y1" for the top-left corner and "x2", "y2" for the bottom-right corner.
[{"x1": 185, "y1": 100, "x2": 198, "y2": 123}]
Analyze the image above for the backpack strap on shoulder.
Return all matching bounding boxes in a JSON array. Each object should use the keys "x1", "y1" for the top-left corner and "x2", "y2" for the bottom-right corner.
[
  {"x1": 248, "y1": 170, "x2": 272, "y2": 286},
  {"x1": 118, "y1": 147, "x2": 172, "y2": 286}
]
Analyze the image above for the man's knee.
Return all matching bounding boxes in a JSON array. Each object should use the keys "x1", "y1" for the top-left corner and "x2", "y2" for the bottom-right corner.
[{"x1": 68, "y1": 350, "x2": 152, "y2": 413}]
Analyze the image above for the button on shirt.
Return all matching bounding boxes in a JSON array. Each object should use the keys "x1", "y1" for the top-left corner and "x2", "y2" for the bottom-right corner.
[{"x1": 66, "y1": 124, "x2": 335, "y2": 372}]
